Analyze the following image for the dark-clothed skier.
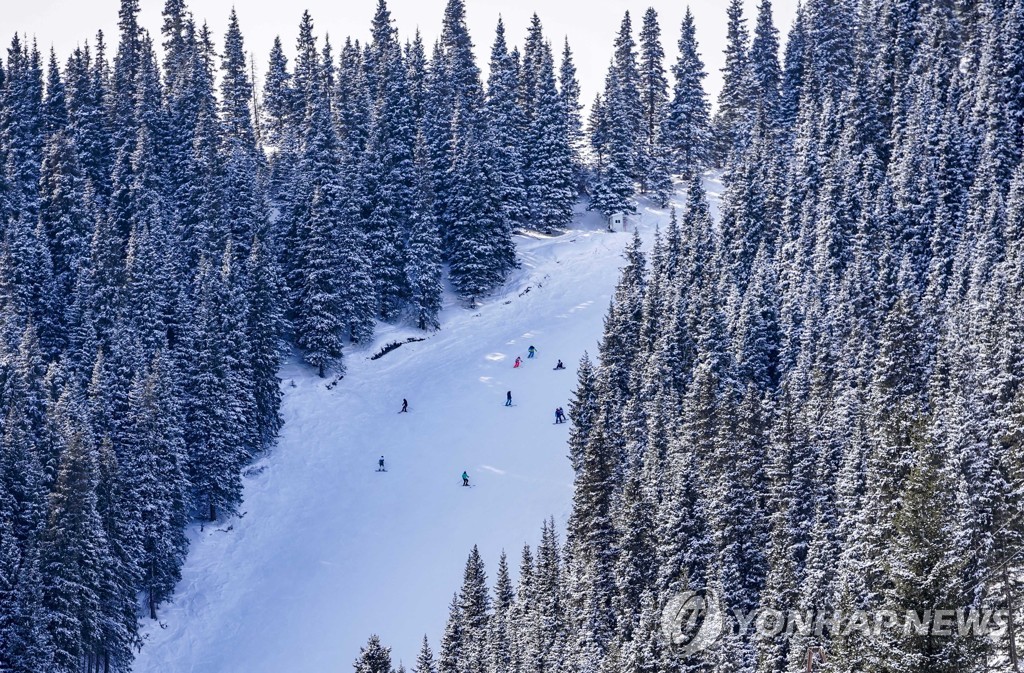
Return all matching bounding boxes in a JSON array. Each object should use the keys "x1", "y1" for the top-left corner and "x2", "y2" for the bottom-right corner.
[
  {"x1": 554, "y1": 360, "x2": 565, "y2": 370},
  {"x1": 528, "y1": 345, "x2": 537, "y2": 359},
  {"x1": 506, "y1": 391, "x2": 513, "y2": 406},
  {"x1": 378, "y1": 456, "x2": 386, "y2": 471},
  {"x1": 400, "y1": 399, "x2": 408, "y2": 413}
]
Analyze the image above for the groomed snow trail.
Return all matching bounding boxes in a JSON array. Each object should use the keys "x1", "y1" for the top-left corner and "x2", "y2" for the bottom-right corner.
[{"x1": 134, "y1": 177, "x2": 722, "y2": 673}]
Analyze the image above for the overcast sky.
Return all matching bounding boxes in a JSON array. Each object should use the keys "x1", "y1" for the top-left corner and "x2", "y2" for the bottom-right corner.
[{"x1": 7, "y1": 0, "x2": 801, "y2": 109}]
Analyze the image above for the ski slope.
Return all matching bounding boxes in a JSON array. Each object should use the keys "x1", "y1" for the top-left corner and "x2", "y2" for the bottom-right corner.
[{"x1": 134, "y1": 177, "x2": 722, "y2": 673}]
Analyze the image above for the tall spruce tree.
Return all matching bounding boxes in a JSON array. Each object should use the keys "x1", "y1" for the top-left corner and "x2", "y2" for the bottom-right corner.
[
  {"x1": 712, "y1": 0, "x2": 755, "y2": 167},
  {"x1": 663, "y1": 9, "x2": 711, "y2": 177}
]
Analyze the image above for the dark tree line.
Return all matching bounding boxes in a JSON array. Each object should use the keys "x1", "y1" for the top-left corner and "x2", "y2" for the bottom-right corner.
[
  {"x1": 383, "y1": 1, "x2": 1024, "y2": 672},
  {"x1": 0, "y1": 1, "x2": 285, "y2": 669},
  {"x1": 266, "y1": 0, "x2": 588, "y2": 375},
  {"x1": 0, "y1": 0, "x2": 592, "y2": 670}
]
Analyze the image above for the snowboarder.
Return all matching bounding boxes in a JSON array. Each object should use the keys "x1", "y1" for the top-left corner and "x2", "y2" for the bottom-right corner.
[
  {"x1": 528, "y1": 345, "x2": 537, "y2": 359},
  {"x1": 462, "y1": 471, "x2": 470, "y2": 487},
  {"x1": 506, "y1": 391, "x2": 513, "y2": 406},
  {"x1": 378, "y1": 456, "x2": 386, "y2": 472},
  {"x1": 555, "y1": 407, "x2": 566, "y2": 424},
  {"x1": 553, "y1": 360, "x2": 565, "y2": 370},
  {"x1": 400, "y1": 398, "x2": 408, "y2": 413},
  {"x1": 514, "y1": 357, "x2": 522, "y2": 368}
]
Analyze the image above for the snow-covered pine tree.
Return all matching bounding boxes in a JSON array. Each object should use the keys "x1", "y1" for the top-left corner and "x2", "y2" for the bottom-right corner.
[
  {"x1": 486, "y1": 18, "x2": 528, "y2": 226},
  {"x1": 406, "y1": 31, "x2": 429, "y2": 126},
  {"x1": 590, "y1": 69, "x2": 635, "y2": 219},
  {"x1": 415, "y1": 635, "x2": 436, "y2": 673},
  {"x1": 590, "y1": 13, "x2": 642, "y2": 217},
  {"x1": 38, "y1": 392, "x2": 112, "y2": 673},
  {"x1": 405, "y1": 133, "x2": 444, "y2": 332},
  {"x1": 438, "y1": 594, "x2": 463, "y2": 673},
  {"x1": 637, "y1": 8, "x2": 668, "y2": 196},
  {"x1": 355, "y1": 635, "x2": 394, "y2": 673},
  {"x1": 219, "y1": 8, "x2": 266, "y2": 263},
  {"x1": 486, "y1": 551, "x2": 515, "y2": 673},
  {"x1": 244, "y1": 236, "x2": 286, "y2": 448},
  {"x1": 712, "y1": 0, "x2": 755, "y2": 169},
  {"x1": 662, "y1": 9, "x2": 711, "y2": 178},
  {"x1": 778, "y1": 3, "x2": 806, "y2": 139},
  {"x1": 456, "y1": 546, "x2": 491, "y2": 673},
  {"x1": 446, "y1": 109, "x2": 515, "y2": 303},
  {"x1": 183, "y1": 257, "x2": 248, "y2": 521},
  {"x1": 38, "y1": 124, "x2": 90, "y2": 320},
  {"x1": 2, "y1": 35, "x2": 45, "y2": 244},
  {"x1": 293, "y1": 66, "x2": 346, "y2": 376},
  {"x1": 42, "y1": 49, "x2": 67, "y2": 142},
  {"x1": 64, "y1": 37, "x2": 113, "y2": 213},
  {"x1": 363, "y1": 0, "x2": 417, "y2": 321},
  {"x1": 524, "y1": 41, "x2": 575, "y2": 232},
  {"x1": 558, "y1": 39, "x2": 585, "y2": 184},
  {"x1": 122, "y1": 351, "x2": 189, "y2": 619},
  {"x1": 261, "y1": 35, "x2": 298, "y2": 206},
  {"x1": 749, "y1": 0, "x2": 782, "y2": 129}
]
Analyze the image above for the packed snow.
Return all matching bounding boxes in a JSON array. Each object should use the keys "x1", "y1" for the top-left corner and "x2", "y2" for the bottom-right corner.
[{"x1": 133, "y1": 177, "x2": 722, "y2": 673}]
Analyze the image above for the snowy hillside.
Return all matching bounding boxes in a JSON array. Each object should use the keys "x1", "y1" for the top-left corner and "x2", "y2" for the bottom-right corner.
[{"x1": 132, "y1": 177, "x2": 722, "y2": 673}]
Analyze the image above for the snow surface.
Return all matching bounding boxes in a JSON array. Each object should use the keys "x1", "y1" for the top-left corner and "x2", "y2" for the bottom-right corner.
[{"x1": 134, "y1": 176, "x2": 723, "y2": 673}]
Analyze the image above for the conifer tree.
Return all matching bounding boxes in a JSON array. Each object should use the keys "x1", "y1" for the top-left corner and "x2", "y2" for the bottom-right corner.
[
  {"x1": 524, "y1": 43, "x2": 575, "y2": 232},
  {"x1": 355, "y1": 635, "x2": 394, "y2": 673},
  {"x1": 123, "y1": 352, "x2": 189, "y2": 619},
  {"x1": 559, "y1": 39, "x2": 584, "y2": 181},
  {"x1": 486, "y1": 18, "x2": 528, "y2": 225},
  {"x1": 637, "y1": 8, "x2": 668, "y2": 195},
  {"x1": 591, "y1": 13, "x2": 643, "y2": 217},
  {"x1": 38, "y1": 393, "x2": 110, "y2": 673},
  {"x1": 749, "y1": 0, "x2": 782, "y2": 127},
  {"x1": 416, "y1": 635, "x2": 436, "y2": 673},
  {"x1": 663, "y1": 9, "x2": 711, "y2": 177},
  {"x1": 712, "y1": 0, "x2": 755, "y2": 167},
  {"x1": 38, "y1": 126, "x2": 90, "y2": 311},
  {"x1": 363, "y1": 1, "x2": 418, "y2": 320},
  {"x1": 406, "y1": 135, "x2": 444, "y2": 331},
  {"x1": 447, "y1": 114, "x2": 516, "y2": 303}
]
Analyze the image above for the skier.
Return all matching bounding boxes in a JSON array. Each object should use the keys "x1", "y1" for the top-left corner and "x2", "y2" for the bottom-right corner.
[
  {"x1": 462, "y1": 471, "x2": 470, "y2": 487},
  {"x1": 514, "y1": 357, "x2": 522, "y2": 368},
  {"x1": 378, "y1": 456, "x2": 386, "y2": 472},
  {"x1": 506, "y1": 391, "x2": 513, "y2": 406},
  {"x1": 553, "y1": 360, "x2": 565, "y2": 370},
  {"x1": 528, "y1": 345, "x2": 537, "y2": 359},
  {"x1": 555, "y1": 407, "x2": 566, "y2": 424},
  {"x1": 400, "y1": 398, "x2": 408, "y2": 413}
]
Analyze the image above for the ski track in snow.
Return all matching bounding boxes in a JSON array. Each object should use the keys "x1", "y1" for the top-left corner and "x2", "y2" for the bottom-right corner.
[{"x1": 134, "y1": 176, "x2": 722, "y2": 673}]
